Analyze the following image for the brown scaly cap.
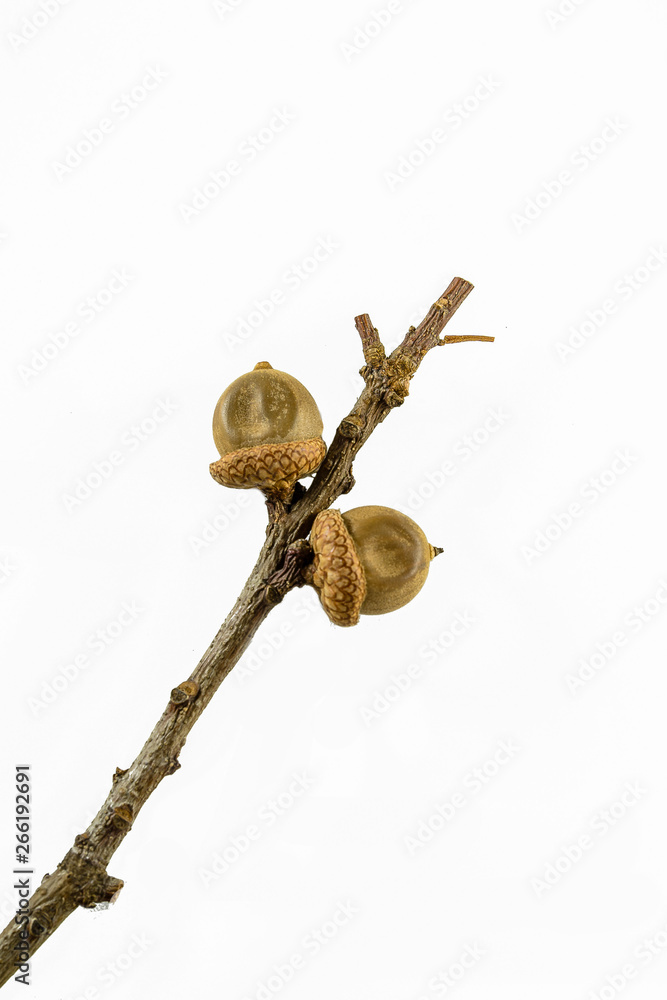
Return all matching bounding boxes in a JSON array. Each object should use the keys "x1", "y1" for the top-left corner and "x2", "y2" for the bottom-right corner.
[
  {"x1": 209, "y1": 436, "x2": 326, "y2": 499},
  {"x1": 310, "y1": 509, "x2": 367, "y2": 627}
]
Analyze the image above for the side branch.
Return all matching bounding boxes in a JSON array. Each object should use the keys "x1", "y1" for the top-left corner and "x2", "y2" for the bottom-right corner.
[{"x1": 354, "y1": 314, "x2": 386, "y2": 369}]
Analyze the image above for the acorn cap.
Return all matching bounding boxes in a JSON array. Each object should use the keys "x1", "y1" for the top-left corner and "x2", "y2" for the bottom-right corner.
[
  {"x1": 310, "y1": 509, "x2": 367, "y2": 627},
  {"x1": 213, "y1": 362, "x2": 323, "y2": 457},
  {"x1": 341, "y1": 505, "x2": 434, "y2": 615},
  {"x1": 209, "y1": 437, "x2": 326, "y2": 498}
]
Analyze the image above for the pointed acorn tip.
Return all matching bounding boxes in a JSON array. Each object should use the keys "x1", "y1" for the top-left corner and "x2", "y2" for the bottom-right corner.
[
  {"x1": 254, "y1": 361, "x2": 272, "y2": 370},
  {"x1": 429, "y1": 544, "x2": 444, "y2": 560}
]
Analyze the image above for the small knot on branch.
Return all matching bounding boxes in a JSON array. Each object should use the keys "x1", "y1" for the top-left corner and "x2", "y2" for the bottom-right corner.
[
  {"x1": 81, "y1": 874, "x2": 124, "y2": 909},
  {"x1": 385, "y1": 390, "x2": 405, "y2": 408},
  {"x1": 58, "y1": 851, "x2": 126, "y2": 911},
  {"x1": 111, "y1": 804, "x2": 134, "y2": 831},
  {"x1": 28, "y1": 910, "x2": 50, "y2": 939},
  {"x1": 170, "y1": 679, "x2": 200, "y2": 707},
  {"x1": 264, "y1": 539, "x2": 314, "y2": 602},
  {"x1": 340, "y1": 414, "x2": 365, "y2": 439},
  {"x1": 263, "y1": 584, "x2": 282, "y2": 605}
]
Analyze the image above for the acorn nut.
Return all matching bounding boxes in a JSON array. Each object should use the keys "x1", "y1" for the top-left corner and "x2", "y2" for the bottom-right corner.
[
  {"x1": 209, "y1": 362, "x2": 326, "y2": 499},
  {"x1": 309, "y1": 505, "x2": 439, "y2": 626}
]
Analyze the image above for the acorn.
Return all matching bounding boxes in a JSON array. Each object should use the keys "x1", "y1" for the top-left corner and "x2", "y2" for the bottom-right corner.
[
  {"x1": 209, "y1": 362, "x2": 326, "y2": 499},
  {"x1": 309, "y1": 505, "x2": 440, "y2": 627}
]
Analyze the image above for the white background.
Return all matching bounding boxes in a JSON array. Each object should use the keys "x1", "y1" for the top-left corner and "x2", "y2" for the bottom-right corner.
[{"x1": 1, "y1": 1, "x2": 667, "y2": 998}]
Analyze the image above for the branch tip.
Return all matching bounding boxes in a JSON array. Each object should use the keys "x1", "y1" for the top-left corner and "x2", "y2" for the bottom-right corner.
[{"x1": 397, "y1": 276, "x2": 475, "y2": 362}]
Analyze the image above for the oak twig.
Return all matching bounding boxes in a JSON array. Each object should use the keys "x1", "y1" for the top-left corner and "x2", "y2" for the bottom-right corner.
[
  {"x1": 354, "y1": 314, "x2": 386, "y2": 369},
  {"x1": 0, "y1": 277, "x2": 492, "y2": 987}
]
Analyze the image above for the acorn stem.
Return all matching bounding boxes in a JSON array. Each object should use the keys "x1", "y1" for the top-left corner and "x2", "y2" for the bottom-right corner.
[
  {"x1": 263, "y1": 540, "x2": 314, "y2": 602},
  {"x1": 441, "y1": 335, "x2": 495, "y2": 344}
]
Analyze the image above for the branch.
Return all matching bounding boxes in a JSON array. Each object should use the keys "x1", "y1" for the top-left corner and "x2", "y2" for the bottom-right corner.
[
  {"x1": 354, "y1": 313, "x2": 386, "y2": 369},
  {"x1": 399, "y1": 275, "x2": 475, "y2": 361},
  {"x1": 0, "y1": 278, "x2": 490, "y2": 986}
]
